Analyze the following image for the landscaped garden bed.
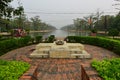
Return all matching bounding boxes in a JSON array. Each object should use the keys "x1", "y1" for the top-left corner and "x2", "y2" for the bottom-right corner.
[
  {"x1": 92, "y1": 58, "x2": 120, "y2": 80},
  {"x1": 0, "y1": 60, "x2": 30, "y2": 80}
]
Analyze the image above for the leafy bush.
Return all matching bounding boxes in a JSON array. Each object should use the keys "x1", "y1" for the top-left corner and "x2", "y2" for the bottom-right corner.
[
  {"x1": 35, "y1": 35, "x2": 42, "y2": 43},
  {"x1": 0, "y1": 35, "x2": 2, "y2": 39},
  {"x1": 47, "y1": 35, "x2": 55, "y2": 43},
  {"x1": 30, "y1": 37, "x2": 35, "y2": 44},
  {"x1": 0, "y1": 60, "x2": 30, "y2": 80},
  {"x1": 22, "y1": 36, "x2": 31, "y2": 45},
  {"x1": 91, "y1": 28, "x2": 97, "y2": 33},
  {"x1": 92, "y1": 58, "x2": 120, "y2": 80},
  {"x1": 67, "y1": 36, "x2": 120, "y2": 55},
  {"x1": 0, "y1": 36, "x2": 31, "y2": 56},
  {"x1": 108, "y1": 28, "x2": 119, "y2": 38}
]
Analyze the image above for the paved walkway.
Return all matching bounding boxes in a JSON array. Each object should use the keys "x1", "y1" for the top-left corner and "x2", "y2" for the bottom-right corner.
[{"x1": 0, "y1": 44, "x2": 119, "y2": 80}]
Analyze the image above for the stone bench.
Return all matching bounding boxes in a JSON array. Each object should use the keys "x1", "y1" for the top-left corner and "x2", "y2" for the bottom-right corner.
[
  {"x1": 30, "y1": 53, "x2": 49, "y2": 58},
  {"x1": 71, "y1": 52, "x2": 92, "y2": 59},
  {"x1": 70, "y1": 48, "x2": 82, "y2": 54},
  {"x1": 36, "y1": 43, "x2": 52, "y2": 50},
  {"x1": 37, "y1": 49, "x2": 50, "y2": 54}
]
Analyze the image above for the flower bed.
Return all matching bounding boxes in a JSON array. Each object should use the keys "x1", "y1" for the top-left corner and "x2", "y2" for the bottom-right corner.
[{"x1": 0, "y1": 60, "x2": 30, "y2": 80}]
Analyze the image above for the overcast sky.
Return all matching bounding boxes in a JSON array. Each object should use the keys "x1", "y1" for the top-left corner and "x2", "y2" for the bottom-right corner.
[{"x1": 11, "y1": 0, "x2": 119, "y2": 28}]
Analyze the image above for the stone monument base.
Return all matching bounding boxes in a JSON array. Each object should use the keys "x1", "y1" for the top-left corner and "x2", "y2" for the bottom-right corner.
[{"x1": 30, "y1": 41, "x2": 92, "y2": 59}]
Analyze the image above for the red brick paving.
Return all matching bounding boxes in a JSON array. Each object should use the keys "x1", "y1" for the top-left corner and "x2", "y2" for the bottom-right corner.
[{"x1": 0, "y1": 44, "x2": 119, "y2": 80}]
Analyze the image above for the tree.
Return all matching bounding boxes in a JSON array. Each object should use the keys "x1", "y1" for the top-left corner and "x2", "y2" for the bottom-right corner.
[
  {"x1": 0, "y1": 0, "x2": 13, "y2": 18},
  {"x1": 73, "y1": 18, "x2": 89, "y2": 36},
  {"x1": 73, "y1": 18, "x2": 82, "y2": 35},
  {"x1": 108, "y1": 28, "x2": 119, "y2": 38},
  {"x1": 13, "y1": 6, "x2": 24, "y2": 16},
  {"x1": 111, "y1": 13, "x2": 120, "y2": 31},
  {"x1": 61, "y1": 24, "x2": 75, "y2": 31},
  {"x1": 13, "y1": 6, "x2": 24, "y2": 28},
  {"x1": 94, "y1": 15, "x2": 115, "y2": 31},
  {"x1": 13, "y1": 14, "x2": 27, "y2": 29},
  {"x1": 31, "y1": 16, "x2": 41, "y2": 31},
  {"x1": 0, "y1": 0, "x2": 25, "y2": 32}
]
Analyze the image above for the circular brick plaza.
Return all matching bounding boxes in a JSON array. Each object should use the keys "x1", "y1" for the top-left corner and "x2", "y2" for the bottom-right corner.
[{"x1": 0, "y1": 44, "x2": 119, "y2": 80}]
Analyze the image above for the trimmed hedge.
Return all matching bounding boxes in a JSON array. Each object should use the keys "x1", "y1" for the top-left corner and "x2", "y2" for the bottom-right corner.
[
  {"x1": 48, "y1": 35, "x2": 55, "y2": 43},
  {"x1": 0, "y1": 60, "x2": 30, "y2": 80},
  {"x1": 35, "y1": 35, "x2": 42, "y2": 43},
  {"x1": 44, "y1": 35, "x2": 55, "y2": 43},
  {"x1": 0, "y1": 36, "x2": 31, "y2": 56},
  {"x1": 67, "y1": 36, "x2": 120, "y2": 55}
]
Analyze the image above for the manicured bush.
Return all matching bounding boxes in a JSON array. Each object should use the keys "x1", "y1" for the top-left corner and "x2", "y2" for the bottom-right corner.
[
  {"x1": 35, "y1": 35, "x2": 42, "y2": 43},
  {"x1": 0, "y1": 60, "x2": 30, "y2": 80},
  {"x1": 47, "y1": 35, "x2": 55, "y2": 43},
  {"x1": 91, "y1": 28, "x2": 97, "y2": 33},
  {"x1": 0, "y1": 35, "x2": 2, "y2": 39},
  {"x1": 0, "y1": 36, "x2": 12, "y2": 41},
  {"x1": 92, "y1": 58, "x2": 120, "y2": 80},
  {"x1": 108, "y1": 28, "x2": 119, "y2": 39},
  {"x1": 67, "y1": 36, "x2": 120, "y2": 55},
  {"x1": 0, "y1": 36, "x2": 31, "y2": 56},
  {"x1": 30, "y1": 37, "x2": 35, "y2": 44}
]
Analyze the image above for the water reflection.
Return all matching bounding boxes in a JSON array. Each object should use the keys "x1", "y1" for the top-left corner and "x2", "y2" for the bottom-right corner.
[{"x1": 29, "y1": 29, "x2": 89, "y2": 38}]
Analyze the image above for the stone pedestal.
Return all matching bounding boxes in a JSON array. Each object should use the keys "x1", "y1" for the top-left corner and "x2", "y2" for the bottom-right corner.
[{"x1": 30, "y1": 41, "x2": 91, "y2": 59}]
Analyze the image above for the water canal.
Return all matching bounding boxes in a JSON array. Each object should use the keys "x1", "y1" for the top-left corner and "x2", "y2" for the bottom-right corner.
[{"x1": 29, "y1": 29, "x2": 89, "y2": 38}]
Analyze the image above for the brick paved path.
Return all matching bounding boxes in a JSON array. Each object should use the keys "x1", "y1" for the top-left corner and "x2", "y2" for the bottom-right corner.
[
  {"x1": 0, "y1": 44, "x2": 119, "y2": 80},
  {"x1": 36, "y1": 59, "x2": 81, "y2": 80}
]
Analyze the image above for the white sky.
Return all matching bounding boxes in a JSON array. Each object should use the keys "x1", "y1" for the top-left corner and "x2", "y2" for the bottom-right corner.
[{"x1": 11, "y1": 0, "x2": 119, "y2": 28}]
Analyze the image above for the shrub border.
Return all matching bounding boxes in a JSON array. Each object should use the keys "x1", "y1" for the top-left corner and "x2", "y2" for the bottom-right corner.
[{"x1": 67, "y1": 36, "x2": 120, "y2": 55}]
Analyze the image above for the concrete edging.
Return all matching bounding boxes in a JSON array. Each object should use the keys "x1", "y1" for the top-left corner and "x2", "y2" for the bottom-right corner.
[{"x1": 19, "y1": 65, "x2": 38, "y2": 80}]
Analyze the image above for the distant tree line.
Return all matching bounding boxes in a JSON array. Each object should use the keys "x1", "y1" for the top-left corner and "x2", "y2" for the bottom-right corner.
[
  {"x1": 0, "y1": 0, "x2": 56, "y2": 32},
  {"x1": 61, "y1": 12, "x2": 120, "y2": 33},
  {"x1": 61, "y1": 0, "x2": 120, "y2": 33}
]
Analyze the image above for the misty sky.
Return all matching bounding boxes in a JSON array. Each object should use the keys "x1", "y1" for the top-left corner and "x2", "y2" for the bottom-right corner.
[{"x1": 11, "y1": 0, "x2": 119, "y2": 28}]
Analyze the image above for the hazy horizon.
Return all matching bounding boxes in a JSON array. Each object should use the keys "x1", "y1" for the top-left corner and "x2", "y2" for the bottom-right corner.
[{"x1": 11, "y1": 0, "x2": 119, "y2": 28}]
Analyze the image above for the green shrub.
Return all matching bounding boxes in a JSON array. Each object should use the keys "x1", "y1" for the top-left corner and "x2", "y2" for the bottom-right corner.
[
  {"x1": 30, "y1": 37, "x2": 35, "y2": 44},
  {"x1": 0, "y1": 60, "x2": 30, "y2": 80},
  {"x1": 67, "y1": 36, "x2": 120, "y2": 55},
  {"x1": 35, "y1": 35, "x2": 42, "y2": 43},
  {"x1": 108, "y1": 28, "x2": 119, "y2": 39},
  {"x1": 0, "y1": 36, "x2": 32, "y2": 56},
  {"x1": 22, "y1": 36, "x2": 31, "y2": 45},
  {"x1": 91, "y1": 28, "x2": 97, "y2": 33},
  {"x1": 47, "y1": 35, "x2": 55, "y2": 43},
  {"x1": 0, "y1": 35, "x2": 2, "y2": 39},
  {"x1": 92, "y1": 58, "x2": 120, "y2": 80}
]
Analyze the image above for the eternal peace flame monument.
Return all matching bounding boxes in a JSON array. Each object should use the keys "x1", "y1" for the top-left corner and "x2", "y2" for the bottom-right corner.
[{"x1": 30, "y1": 40, "x2": 91, "y2": 59}]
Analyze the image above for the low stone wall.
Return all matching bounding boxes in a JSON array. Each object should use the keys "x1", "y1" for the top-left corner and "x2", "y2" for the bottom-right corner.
[
  {"x1": 81, "y1": 65, "x2": 90, "y2": 80},
  {"x1": 19, "y1": 65, "x2": 38, "y2": 80},
  {"x1": 81, "y1": 65, "x2": 103, "y2": 80}
]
